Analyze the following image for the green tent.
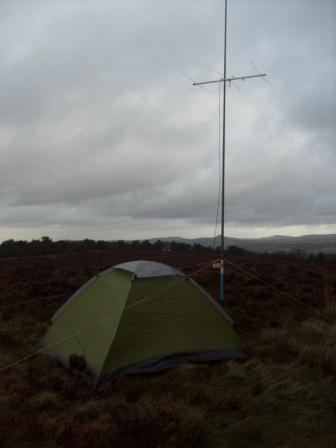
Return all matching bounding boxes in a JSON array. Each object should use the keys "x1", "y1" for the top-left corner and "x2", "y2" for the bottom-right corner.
[{"x1": 41, "y1": 260, "x2": 245, "y2": 385}]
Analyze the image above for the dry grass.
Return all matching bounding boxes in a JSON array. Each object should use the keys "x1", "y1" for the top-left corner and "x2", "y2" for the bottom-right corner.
[{"x1": 0, "y1": 250, "x2": 335, "y2": 447}]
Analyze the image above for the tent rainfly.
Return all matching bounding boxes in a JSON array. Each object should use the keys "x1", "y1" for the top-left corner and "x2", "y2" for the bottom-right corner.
[{"x1": 41, "y1": 260, "x2": 245, "y2": 385}]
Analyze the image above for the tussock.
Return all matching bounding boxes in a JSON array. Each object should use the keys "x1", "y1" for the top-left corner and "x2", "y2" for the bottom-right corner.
[{"x1": 0, "y1": 249, "x2": 335, "y2": 447}]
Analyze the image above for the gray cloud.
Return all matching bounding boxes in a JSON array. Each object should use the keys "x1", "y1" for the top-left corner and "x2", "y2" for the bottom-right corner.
[{"x1": 0, "y1": 0, "x2": 335, "y2": 241}]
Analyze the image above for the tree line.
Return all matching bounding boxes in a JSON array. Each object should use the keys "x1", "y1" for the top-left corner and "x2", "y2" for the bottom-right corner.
[
  {"x1": 1, "y1": 237, "x2": 334, "y2": 260},
  {"x1": 0, "y1": 236, "x2": 219, "y2": 258}
]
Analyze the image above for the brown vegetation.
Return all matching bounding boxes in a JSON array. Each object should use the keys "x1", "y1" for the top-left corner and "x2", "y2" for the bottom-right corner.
[{"x1": 0, "y1": 248, "x2": 335, "y2": 447}]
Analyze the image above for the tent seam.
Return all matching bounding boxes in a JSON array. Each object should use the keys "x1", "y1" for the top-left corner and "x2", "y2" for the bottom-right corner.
[
  {"x1": 95, "y1": 277, "x2": 135, "y2": 382},
  {"x1": 187, "y1": 277, "x2": 234, "y2": 325},
  {"x1": 124, "y1": 275, "x2": 185, "y2": 311}
]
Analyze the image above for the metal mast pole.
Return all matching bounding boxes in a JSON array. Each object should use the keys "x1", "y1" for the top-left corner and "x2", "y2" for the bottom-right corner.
[
  {"x1": 220, "y1": 0, "x2": 228, "y2": 303},
  {"x1": 192, "y1": 1, "x2": 266, "y2": 304}
]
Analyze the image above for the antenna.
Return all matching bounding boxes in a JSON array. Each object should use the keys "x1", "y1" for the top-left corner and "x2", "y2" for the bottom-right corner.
[{"x1": 191, "y1": 0, "x2": 268, "y2": 304}]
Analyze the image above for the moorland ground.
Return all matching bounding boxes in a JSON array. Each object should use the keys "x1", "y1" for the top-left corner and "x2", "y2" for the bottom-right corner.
[{"x1": 0, "y1": 248, "x2": 335, "y2": 447}]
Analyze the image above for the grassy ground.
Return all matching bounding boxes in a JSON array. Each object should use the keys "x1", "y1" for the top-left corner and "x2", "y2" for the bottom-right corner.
[{"x1": 0, "y1": 249, "x2": 335, "y2": 447}]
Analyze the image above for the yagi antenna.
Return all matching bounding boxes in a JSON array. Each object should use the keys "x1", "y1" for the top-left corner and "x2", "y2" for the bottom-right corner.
[{"x1": 190, "y1": 0, "x2": 269, "y2": 304}]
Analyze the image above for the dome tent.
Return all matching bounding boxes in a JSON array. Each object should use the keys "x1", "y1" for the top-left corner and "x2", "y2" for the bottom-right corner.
[{"x1": 41, "y1": 260, "x2": 245, "y2": 385}]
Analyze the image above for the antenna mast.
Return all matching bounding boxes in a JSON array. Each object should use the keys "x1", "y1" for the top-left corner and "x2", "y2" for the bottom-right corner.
[{"x1": 192, "y1": 0, "x2": 266, "y2": 303}]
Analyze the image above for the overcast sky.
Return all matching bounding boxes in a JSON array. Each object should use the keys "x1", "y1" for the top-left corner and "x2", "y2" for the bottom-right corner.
[{"x1": 0, "y1": 0, "x2": 335, "y2": 242}]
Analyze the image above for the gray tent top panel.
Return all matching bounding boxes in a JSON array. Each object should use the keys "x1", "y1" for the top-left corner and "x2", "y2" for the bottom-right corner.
[{"x1": 113, "y1": 260, "x2": 182, "y2": 278}]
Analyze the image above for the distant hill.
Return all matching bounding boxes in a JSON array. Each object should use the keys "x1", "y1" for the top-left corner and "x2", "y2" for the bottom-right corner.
[{"x1": 149, "y1": 234, "x2": 336, "y2": 254}]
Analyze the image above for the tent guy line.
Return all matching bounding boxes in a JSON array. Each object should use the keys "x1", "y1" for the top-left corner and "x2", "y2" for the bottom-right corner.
[
  {"x1": 0, "y1": 292, "x2": 68, "y2": 310},
  {"x1": 224, "y1": 258, "x2": 334, "y2": 323},
  {"x1": 0, "y1": 259, "x2": 216, "y2": 310},
  {"x1": 0, "y1": 258, "x2": 332, "y2": 322}
]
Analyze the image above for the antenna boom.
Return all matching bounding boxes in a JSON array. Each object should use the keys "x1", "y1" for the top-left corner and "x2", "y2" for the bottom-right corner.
[{"x1": 193, "y1": 73, "x2": 266, "y2": 86}]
